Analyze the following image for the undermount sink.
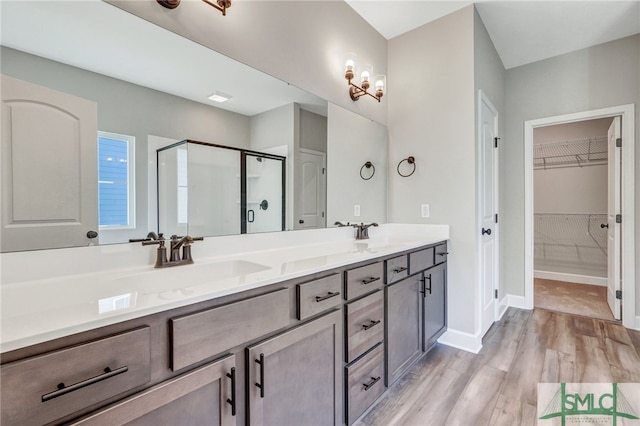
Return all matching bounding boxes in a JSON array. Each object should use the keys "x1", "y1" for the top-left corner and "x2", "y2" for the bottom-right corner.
[{"x1": 111, "y1": 260, "x2": 271, "y2": 294}]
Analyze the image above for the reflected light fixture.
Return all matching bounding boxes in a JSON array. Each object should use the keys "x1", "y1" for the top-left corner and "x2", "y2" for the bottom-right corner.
[
  {"x1": 157, "y1": 0, "x2": 231, "y2": 16},
  {"x1": 208, "y1": 91, "x2": 231, "y2": 103},
  {"x1": 344, "y1": 53, "x2": 385, "y2": 102}
]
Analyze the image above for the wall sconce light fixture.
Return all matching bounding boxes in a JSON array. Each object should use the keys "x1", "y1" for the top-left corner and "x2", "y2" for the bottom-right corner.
[
  {"x1": 397, "y1": 156, "x2": 416, "y2": 177},
  {"x1": 344, "y1": 53, "x2": 386, "y2": 102},
  {"x1": 157, "y1": 0, "x2": 231, "y2": 16}
]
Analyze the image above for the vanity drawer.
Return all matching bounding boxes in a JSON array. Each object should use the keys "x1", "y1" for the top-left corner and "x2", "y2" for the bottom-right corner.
[
  {"x1": 345, "y1": 290, "x2": 384, "y2": 363},
  {"x1": 385, "y1": 255, "x2": 408, "y2": 284},
  {"x1": 435, "y1": 243, "x2": 448, "y2": 264},
  {"x1": 1, "y1": 327, "x2": 151, "y2": 426},
  {"x1": 345, "y1": 343, "x2": 385, "y2": 425},
  {"x1": 409, "y1": 247, "x2": 435, "y2": 274},
  {"x1": 171, "y1": 288, "x2": 290, "y2": 371},
  {"x1": 297, "y1": 273, "x2": 342, "y2": 320},
  {"x1": 345, "y1": 261, "x2": 384, "y2": 300}
]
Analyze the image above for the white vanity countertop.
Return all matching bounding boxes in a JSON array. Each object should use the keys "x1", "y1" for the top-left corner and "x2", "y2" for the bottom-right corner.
[{"x1": 0, "y1": 224, "x2": 449, "y2": 353}]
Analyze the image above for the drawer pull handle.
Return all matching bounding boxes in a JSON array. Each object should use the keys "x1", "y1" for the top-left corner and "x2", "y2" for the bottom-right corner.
[
  {"x1": 362, "y1": 320, "x2": 381, "y2": 331},
  {"x1": 361, "y1": 276, "x2": 380, "y2": 285},
  {"x1": 315, "y1": 291, "x2": 340, "y2": 302},
  {"x1": 392, "y1": 266, "x2": 407, "y2": 274},
  {"x1": 255, "y1": 353, "x2": 265, "y2": 398},
  {"x1": 41, "y1": 366, "x2": 128, "y2": 402},
  {"x1": 363, "y1": 376, "x2": 381, "y2": 391},
  {"x1": 226, "y1": 367, "x2": 237, "y2": 416},
  {"x1": 437, "y1": 252, "x2": 449, "y2": 256}
]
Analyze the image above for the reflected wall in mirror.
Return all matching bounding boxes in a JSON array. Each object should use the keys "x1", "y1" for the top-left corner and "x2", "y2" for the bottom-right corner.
[{"x1": 0, "y1": 0, "x2": 387, "y2": 252}]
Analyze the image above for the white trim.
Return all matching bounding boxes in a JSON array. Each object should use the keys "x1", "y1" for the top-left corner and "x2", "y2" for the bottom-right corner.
[
  {"x1": 507, "y1": 294, "x2": 528, "y2": 310},
  {"x1": 524, "y1": 104, "x2": 636, "y2": 329},
  {"x1": 534, "y1": 270, "x2": 607, "y2": 287},
  {"x1": 635, "y1": 316, "x2": 640, "y2": 331},
  {"x1": 476, "y1": 90, "x2": 500, "y2": 338},
  {"x1": 497, "y1": 296, "x2": 509, "y2": 320},
  {"x1": 437, "y1": 328, "x2": 483, "y2": 354}
]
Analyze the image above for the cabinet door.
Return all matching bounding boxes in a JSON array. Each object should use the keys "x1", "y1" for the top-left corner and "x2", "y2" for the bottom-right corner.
[
  {"x1": 71, "y1": 355, "x2": 236, "y2": 426},
  {"x1": 423, "y1": 263, "x2": 447, "y2": 351},
  {"x1": 1, "y1": 75, "x2": 98, "y2": 251},
  {"x1": 247, "y1": 310, "x2": 342, "y2": 426},
  {"x1": 386, "y1": 274, "x2": 422, "y2": 386}
]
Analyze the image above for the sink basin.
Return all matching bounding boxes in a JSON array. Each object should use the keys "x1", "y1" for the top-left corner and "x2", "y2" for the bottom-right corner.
[{"x1": 111, "y1": 260, "x2": 271, "y2": 294}]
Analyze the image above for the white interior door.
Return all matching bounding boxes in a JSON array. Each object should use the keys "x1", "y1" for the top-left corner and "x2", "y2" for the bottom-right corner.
[
  {"x1": 1, "y1": 75, "x2": 98, "y2": 251},
  {"x1": 479, "y1": 93, "x2": 499, "y2": 336},
  {"x1": 607, "y1": 116, "x2": 621, "y2": 319},
  {"x1": 296, "y1": 149, "x2": 326, "y2": 230}
]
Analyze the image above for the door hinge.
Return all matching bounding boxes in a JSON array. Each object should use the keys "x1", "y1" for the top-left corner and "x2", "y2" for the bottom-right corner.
[
  {"x1": 616, "y1": 290, "x2": 622, "y2": 300},
  {"x1": 322, "y1": 211, "x2": 325, "y2": 218},
  {"x1": 616, "y1": 214, "x2": 622, "y2": 224},
  {"x1": 494, "y1": 289, "x2": 498, "y2": 299},
  {"x1": 322, "y1": 168, "x2": 326, "y2": 174},
  {"x1": 616, "y1": 138, "x2": 622, "y2": 148},
  {"x1": 494, "y1": 137, "x2": 500, "y2": 148},
  {"x1": 495, "y1": 214, "x2": 498, "y2": 224}
]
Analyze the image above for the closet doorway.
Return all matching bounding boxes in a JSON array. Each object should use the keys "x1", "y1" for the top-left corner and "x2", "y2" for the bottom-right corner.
[
  {"x1": 523, "y1": 104, "x2": 635, "y2": 328},
  {"x1": 532, "y1": 117, "x2": 616, "y2": 321}
]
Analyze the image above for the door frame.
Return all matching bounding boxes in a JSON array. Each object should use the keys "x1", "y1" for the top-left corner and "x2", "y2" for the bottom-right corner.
[
  {"x1": 477, "y1": 90, "x2": 501, "y2": 334},
  {"x1": 523, "y1": 104, "x2": 636, "y2": 328}
]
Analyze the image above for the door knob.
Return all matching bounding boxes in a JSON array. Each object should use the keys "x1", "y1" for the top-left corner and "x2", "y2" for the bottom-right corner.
[
  {"x1": 482, "y1": 228, "x2": 492, "y2": 236},
  {"x1": 299, "y1": 219, "x2": 304, "y2": 224},
  {"x1": 600, "y1": 223, "x2": 609, "y2": 229},
  {"x1": 86, "y1": 230, "x2": 98, "y2": 239}
]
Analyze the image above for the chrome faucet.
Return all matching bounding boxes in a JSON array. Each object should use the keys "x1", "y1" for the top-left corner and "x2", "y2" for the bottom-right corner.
[
  {"x1": 142, "y1": 234, "x2": 203, "y2": 268},
  {"x1": 352, "y1": 222, "x2": 378, "y2": 240}
]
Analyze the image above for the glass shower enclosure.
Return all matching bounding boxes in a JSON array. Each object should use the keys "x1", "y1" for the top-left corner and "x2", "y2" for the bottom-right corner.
[{"x1": 157, "y1": 140, "x2": 285, "y2": 237}]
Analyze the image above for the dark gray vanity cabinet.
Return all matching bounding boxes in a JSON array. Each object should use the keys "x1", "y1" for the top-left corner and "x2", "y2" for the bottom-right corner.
[
  {"x1": 385, "y1": 273, "x2": 423, "y2": 386},
  {"x1": 70, "y1": 354, "x2": 237, "y2": 426},
  {"x1": 246, "y1": 310, "x2": 342, "y2": 426},
  {"x1": 422, "y1": 261, "x2": 447, "y2": 351}
]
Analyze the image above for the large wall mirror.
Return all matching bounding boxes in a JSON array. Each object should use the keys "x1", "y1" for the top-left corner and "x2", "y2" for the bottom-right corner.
[{"x1": 0, "y1": 0, "x2": 388, "y2": 252}]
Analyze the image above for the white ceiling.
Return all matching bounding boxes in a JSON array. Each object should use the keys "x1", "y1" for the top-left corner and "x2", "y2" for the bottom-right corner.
[{"x1": 346, "y1": 0, "x2": 640, "y2": 69}]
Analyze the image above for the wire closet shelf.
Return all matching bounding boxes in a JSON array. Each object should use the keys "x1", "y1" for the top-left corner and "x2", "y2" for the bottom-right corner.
[{"x1": 533, "y1": 136, "x2": 608, "y2": 169}]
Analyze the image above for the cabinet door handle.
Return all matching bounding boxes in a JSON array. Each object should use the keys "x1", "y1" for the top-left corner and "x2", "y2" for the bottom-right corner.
[
  {"x1": 315, "y1": 291, "x2": 340, "y2": 302},
  {"x1": 255, "y1": 353, "x2": 265, "y2": 398},
  {"x1": 226, "y1": 367, "x2": 236, "y2": 416},
  {"x1": 363, "y1": 376, "x2": 381, "y2": 391},
  {"x1": 361, "y1": 276, "x2": 380, "y2": 285},
  {"x1": 362, "y1": 320, "x2": 381, "y2": 331},
  {"x1": 393, "y1": 266, "x2": 407, "y2": 274},
  {"x1": 41, "y1": 366, "x2": 128, "y2": 402},
  {"x1": 420, "y1": 275, "x2": 432, "y2": 297},
  {"x1": 437, "y1": 252, "x2": 449, "y2": 256}
]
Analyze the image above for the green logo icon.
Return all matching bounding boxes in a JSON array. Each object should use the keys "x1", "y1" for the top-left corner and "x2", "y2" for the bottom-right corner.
[{"x1": 539, "y1": 383, "x2": 639, "y2": 425}]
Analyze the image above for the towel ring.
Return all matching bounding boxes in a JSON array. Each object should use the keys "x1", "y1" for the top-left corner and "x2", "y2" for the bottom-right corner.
[
  {"x1": 397, "y1": 156, "x2": 416, "y2": 177},
  {"x1": 360, "y1": 161, "x2": 375, "y2": 180}
]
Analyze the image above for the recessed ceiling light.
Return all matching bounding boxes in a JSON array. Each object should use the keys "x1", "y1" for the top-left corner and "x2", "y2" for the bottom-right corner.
[{"x1": 208, "y1": 91, "x2": 231, "y2": 103}]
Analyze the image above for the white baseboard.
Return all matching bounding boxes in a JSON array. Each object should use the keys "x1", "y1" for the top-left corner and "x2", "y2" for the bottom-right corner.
[
  {"x1": 507, "y1": 294, "x2": 529, "y2": 310},
  {"x1": 635, "y1": 315, "x2": 640, "y2": 331},
  {"x1": 534, "y1": 270, "x2": 607, "y2": 286},
  {"x1": 497, "y1": 296, "x2": 509, "y2": 320},
  {"x1": 437, "y1": 328, "x2": 482, "y2": 354}
]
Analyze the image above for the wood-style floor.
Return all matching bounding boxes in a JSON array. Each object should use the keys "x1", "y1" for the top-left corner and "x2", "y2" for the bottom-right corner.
[
  {"x1": 355, "y1": 308, "x2": 640, "y2": 426},
  {"x1": 534, "y1": 278, "x2": 614, "y2": 321}
]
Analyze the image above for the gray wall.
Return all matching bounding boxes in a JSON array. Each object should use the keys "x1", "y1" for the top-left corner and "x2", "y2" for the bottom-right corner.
[
  {"x1": 1, "y1": 46, "x2": 250, "y2": 242},
  {"x1": 387, "y1": 6, "x2": 477, "y2": 335},
  {"x1": 107, "y1": 0, "x2": 388, "y2": 126},
  {"x1": 300, "y1": 109, "x2": 327, "y2": 153},
  {"x1": 327, "y1": 103, "x2": 388, "y2": 226},
  {"x1": 503, "y1": 34, "x2": 640, "y2": 312}
]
